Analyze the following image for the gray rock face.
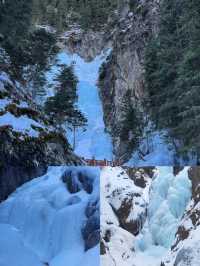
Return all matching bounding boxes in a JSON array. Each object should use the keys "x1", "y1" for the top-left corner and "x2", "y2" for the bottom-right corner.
[
  {"x1": 59, "y1": 1, "x2": 161, "y2": 162},
  {"x1": 59, "y1": 28, "x2": 112, "y2": 62},
  {"x1": 98, "y1": 0, "x2": 160, "y2": 161}
]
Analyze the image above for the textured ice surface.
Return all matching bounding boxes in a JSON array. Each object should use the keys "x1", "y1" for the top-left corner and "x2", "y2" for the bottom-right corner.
[
  {"x1": 0, "y1": 166, "x2": 100, "y2": 266},
  {"x1": 134, "y1": 167, "x2": 191, "y2": 265},
  {"x1": 47, "y1": 51, "x2": 113, "y2": 160},
  {"x1": 101, "y1": 167, "x2": 192, "y2": 266}
]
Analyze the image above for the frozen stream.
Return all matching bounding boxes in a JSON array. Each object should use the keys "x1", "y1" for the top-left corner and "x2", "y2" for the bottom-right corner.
[
  {"x1": 134, "y1": 167, "x2": 192, "y2": 266},
  {"x1": 48, "y1": 51, "x2": 113, "y2": 160}
]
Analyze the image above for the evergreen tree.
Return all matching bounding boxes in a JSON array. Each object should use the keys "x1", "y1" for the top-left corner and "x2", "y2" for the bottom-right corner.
[
  {"x1": 145, "y1": 0, "x2": 200, "y2": 158},
  {"x1": 45, "y1": 65, "x2": 87, "y2": 134},
  {"x1": 24, "y1": 28, "x2": 59, "y2": 99},
  {"x1": 0, "y1": 0, "x2": 33, "y2": 79},
  {"x1": 31, "y1": 0, "x2": 118, "y2": 31},
  {"x1": 120, "y1": 90, "x2": 143, "y2": 151},
  {"x1": 0, "y1": 1, "x2": 58, "y2": 84}
]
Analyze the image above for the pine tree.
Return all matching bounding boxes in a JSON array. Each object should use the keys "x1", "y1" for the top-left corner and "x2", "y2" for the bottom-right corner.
[
  {"x1": 24, "y1": 28, "x2": 59, "y2": 99},
  {"x1": 120, "y1": 90, "x2": 143, "y2": 151},
  {"x1": 0, "y1": 0, "x2": 33, "y2": 79},
  {"x1": 145, "y1": 0, "x2": 200, "y2": 158},
  {"x1": 44, "y1": 65, "x2": 87, "y2": 134},
  {"x1": 172, "y1": 0, "x2": 200, "y2": 154}
]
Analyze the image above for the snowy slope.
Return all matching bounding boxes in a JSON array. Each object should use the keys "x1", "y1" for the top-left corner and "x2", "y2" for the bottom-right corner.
[
  {"x1": 127, "y1": 130, "x2": 176, "y2": 166},
  {"x1": 46, "y1": 51, "x2": 113, "y2": 160},
  {"x1": 127, "y1": 124, "x2": 197, "y2": 166},
  {"x1": 101, "y1": 167, "x2": 152, "y2": 266},
  {"x1": 0, "y1": 166, "x2": 100, "y2": 266},
  {"x1": 0, "y1": 72, "x2": 46, "y2": 138}
]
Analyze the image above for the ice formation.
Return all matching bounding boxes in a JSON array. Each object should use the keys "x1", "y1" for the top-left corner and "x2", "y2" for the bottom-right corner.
[
  {"x1": 0, "y1": 166, "x2": 100, "y2": 266},
  {"x1": 46, "y1": 51, "x2": 113, "y2": 160}
]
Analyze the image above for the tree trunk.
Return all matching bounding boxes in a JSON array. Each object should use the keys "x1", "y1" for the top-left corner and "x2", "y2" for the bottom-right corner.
[{"x1": 73, "y1": 125, "x2": 76, "y2": 151}]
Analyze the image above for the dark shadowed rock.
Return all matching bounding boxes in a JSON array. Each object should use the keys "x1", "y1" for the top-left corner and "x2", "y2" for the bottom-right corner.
[
  {"x1": 62, "y1": 168, "x2": 93, "y2": 194},
  {"x1": 112, "y1": 193, "x2": 146, "y2": 235},
  {"x1": 84, "y1": 229, "x2": 100, "y2": 251},
  {"x1": 188, "y1": 167, "x2": 200, "y2": 202},
  {"x1": 0, "y1": 128, "x2": 82, "y2": 202},
  {"x1": 124, "y1": 167, "x2": 154, "y2": 188},
  {"x1": 100, "y1": 240, "x2": 106, "y2": 255},
  {"x1": 173, "y1": 166, "x2": 184, "y2": 176},
  {"x1": 82, "y1": 196, "x2": 100, "y2": 251}
]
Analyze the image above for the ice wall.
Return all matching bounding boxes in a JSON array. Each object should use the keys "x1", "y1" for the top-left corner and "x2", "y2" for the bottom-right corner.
[
  {"x1": 0, "y1": 166, "x2": 100, "y2": 266},
  {"x1": 47, "y1": 51, "x2": 113, "y2": 160},
  {"x1": 135, "y1": 167, "x2": 192, "y2": 265}
]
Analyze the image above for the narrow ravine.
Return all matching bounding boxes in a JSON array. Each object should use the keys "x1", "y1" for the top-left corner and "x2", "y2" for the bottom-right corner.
[{"x1": 47, "y1": 50, "x2": 113, "y2": 160}]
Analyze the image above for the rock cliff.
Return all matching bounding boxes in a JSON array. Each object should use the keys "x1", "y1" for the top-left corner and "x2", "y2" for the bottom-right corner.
[
  {"x1": 60, "y1": 0, "x2": 161, "y2": 162},
  {"x1": 98, "y1": 0, "x2": 160, "y2": 161},
  {"x1": 0, "y1": 69, "x2": 82, "y2": 201}
]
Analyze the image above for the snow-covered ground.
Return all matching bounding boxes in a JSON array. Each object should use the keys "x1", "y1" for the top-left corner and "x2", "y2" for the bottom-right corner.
[
  {"x1": 0, "y1": 72, "x2": 49, "y2": 138},
  {"x1": 101, "y1": 167, "x2": 192, "y2": 266},
  {"x1": 127, "y1": 130, "x2": 176, "y2": 166},
  {"x1": 0, "y1": 166, "x2": 100, "y2": 266},
  {"x1": 101, "y1": 167, "x2": 152, "y2": 266},
  {"x1": 46, "y1": 51, "x2": 113, "y2": 160},
  {"x1": 0, "y1": 112, "x2": 44, "y2": 137},
  {"x1": 127, "y1": 125, "x2": 197, "y2": 166}
]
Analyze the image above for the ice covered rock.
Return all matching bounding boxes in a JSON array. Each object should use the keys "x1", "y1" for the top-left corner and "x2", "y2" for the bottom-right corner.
[
  {"x1": 103, "y1": 167, "x2": 150, "y2": 235},
  {"x1": 82, "y1": 197, "x2": 100, "y2": 250},
  {"x1": 0, "y1": 166, "x2": 100, "y2": 266},
  {"x1": 62, "y1": 167, "x2": 94, "y2": 194},
  {"x1": 162, "y1": 167, "x2": 200, "y2": 266},
  {"x1": 101, "y1": 167, "x2": 152, "y2": 266}
]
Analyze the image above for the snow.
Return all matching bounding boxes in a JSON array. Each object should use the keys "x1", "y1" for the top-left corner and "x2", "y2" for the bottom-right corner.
[
  {"x1": 127, "y1": 130, "x2": 176, "y2": 166},
  {"x1": 46, "y1": 51, "x2": 113, "y2": 160},
  {"x1": 101, "y1": 225, "x2": 136, "y2": 266},
  {"x1": 0, "y1": 166, "x2": 100, "y2": 266},
  {"x1": 162, "y1": 185, "x2": 200, "y2": 265},
  {"x1": 0, "y1": 98, "x2": 11, "y2": 110},
  {"x1": 0, "y1": 71, "x2": 45, "y2": 137},
  {"x1": 101, "y1": 167, "x2": 151, "y2": 266},
  {"x1": 163, "y1": 226, "x2": 200, "y2": 266},
  {"x1": 0, "y1": 72, "x2": 13, "y2": 87},
  {"x1": 0, "y1": 112, "x2": 43, "y2": 137},
  {"x1": 127, "y1": 126, "x2": 197, "y2": 166}
]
